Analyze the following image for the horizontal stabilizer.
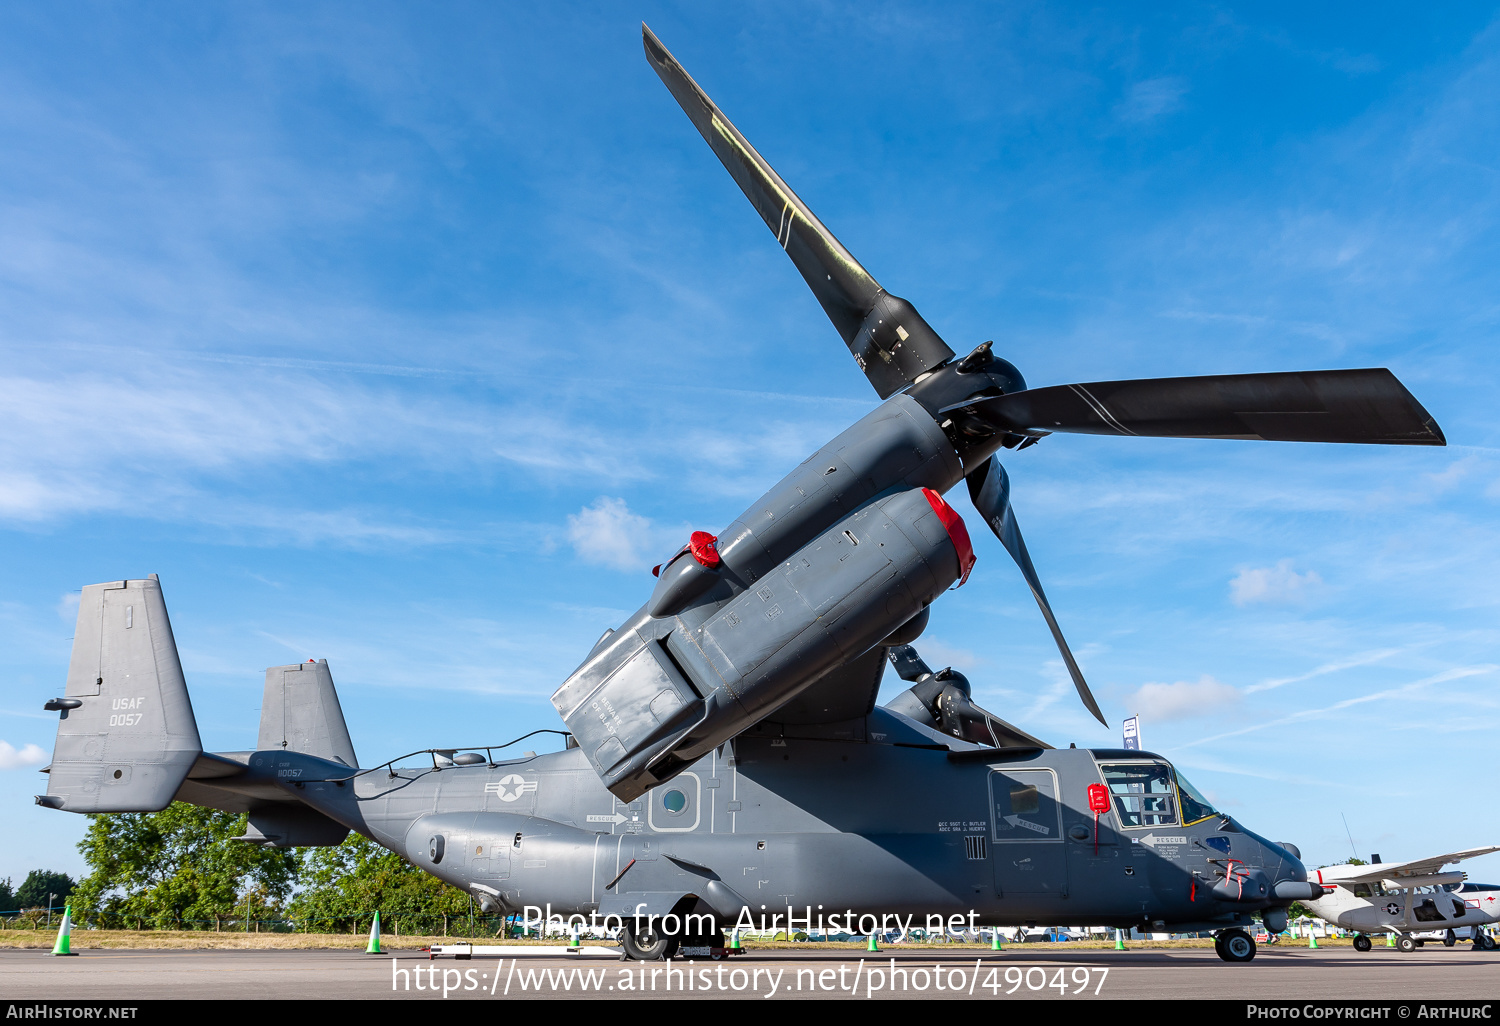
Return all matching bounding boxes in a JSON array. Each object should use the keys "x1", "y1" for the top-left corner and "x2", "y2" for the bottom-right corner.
[{"x1": 40, "y1": 576, "x2": 202, "y2": 813}]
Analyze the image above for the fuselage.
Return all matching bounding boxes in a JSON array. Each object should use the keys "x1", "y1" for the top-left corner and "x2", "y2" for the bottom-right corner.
[
  {"x1": 276, "y1": 705, "x2": 1307, "y2": 932},
  {"x1": 1306, "y1": 880, "x2": 1500, "y2": 935}
]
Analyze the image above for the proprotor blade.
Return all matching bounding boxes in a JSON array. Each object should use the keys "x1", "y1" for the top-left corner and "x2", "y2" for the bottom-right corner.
[
  {"x1": 946, "y1": 368, "x2": 1446, "y2": 445},
  {"x1": 967, "y1": 457, "x2": 1108, "y2": 726},
  {"x1": 642, "y1": 25, "x2": 955, "y2": 398},
  {"x1": 887, "y1": 644, "x2": 934, "y2": 682}
]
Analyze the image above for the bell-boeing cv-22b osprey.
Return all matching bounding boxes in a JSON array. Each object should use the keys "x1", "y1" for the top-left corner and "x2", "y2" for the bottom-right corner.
[{"x1": 35, "y1": 27, "x2": 1446, "y2": 965}]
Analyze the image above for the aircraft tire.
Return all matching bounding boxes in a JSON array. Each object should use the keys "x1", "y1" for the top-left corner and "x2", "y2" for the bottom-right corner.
[
  {"x1": 619, "y1": 925, "x2": 680, "y2": 961},
  {"x1": 1353, "y1": 935, "x2": 1372, "y2": 952},
  {"x1": 1483, "y1": 934, "x2": 1497, "y2": 951},
  {"x1": 1215, "y1": 929, "x2": 1256, "y2": 963},
  {"x1": 1397, "y1": 935, "x2": 1416, "y2": 953},
  {"x1": 1444, "y1": 930, "x2": 1456, "y2": 947}
]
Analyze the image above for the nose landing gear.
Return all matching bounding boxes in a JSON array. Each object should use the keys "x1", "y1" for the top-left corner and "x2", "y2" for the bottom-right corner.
[{"x1": 1214, "y1": 928, "x2": 1257, "y2": 963}]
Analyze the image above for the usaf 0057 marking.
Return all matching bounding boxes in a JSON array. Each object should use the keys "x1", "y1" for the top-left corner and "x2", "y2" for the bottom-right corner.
[{"x1": 35, "y1": 27, "x2": 1447, "y2": 965}]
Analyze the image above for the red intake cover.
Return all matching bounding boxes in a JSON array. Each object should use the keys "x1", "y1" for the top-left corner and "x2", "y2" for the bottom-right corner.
[
  {"x1": 689, "y1": 531, "x2": 721, "y2": 568},
  {"x1": 921, "y1": 488, "x2": 976, "y2": 586}
]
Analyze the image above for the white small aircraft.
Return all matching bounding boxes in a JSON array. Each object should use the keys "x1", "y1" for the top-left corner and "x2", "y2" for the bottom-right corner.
[{"x1": 1303, "y1": 846, "x2": 1500, "y2": 952}]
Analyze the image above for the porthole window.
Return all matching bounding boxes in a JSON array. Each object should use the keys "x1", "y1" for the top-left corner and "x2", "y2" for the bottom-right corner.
[{"x1": 662, "y1": 789, "x2": 687, "y2": 814}]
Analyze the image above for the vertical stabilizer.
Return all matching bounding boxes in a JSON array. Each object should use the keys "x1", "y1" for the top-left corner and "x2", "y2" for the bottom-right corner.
[
  {"x1": 257, "y1": 660, "x2": 357, "y2": 767},
  {"x1": 41, "y1": 576, "x2": 202, "y2": 812}
]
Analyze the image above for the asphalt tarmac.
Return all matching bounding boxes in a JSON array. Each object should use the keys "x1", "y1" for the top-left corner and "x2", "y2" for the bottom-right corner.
[{"x1": 2, "y1": 944, "x2": 1497, "y2": 1001}]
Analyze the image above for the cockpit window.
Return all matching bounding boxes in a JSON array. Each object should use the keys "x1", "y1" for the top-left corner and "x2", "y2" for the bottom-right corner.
[
  {"x1": 1098, "y1": 763, "x2": 1178, "y2": 828},
  {"x1": 1174, "y1": 771, "x2": 1218, "y2": 825}
]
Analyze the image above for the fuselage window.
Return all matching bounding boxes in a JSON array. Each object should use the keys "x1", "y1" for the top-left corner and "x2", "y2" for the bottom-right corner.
[
  {"x1": 1412, "y1": 898, "x2": 1445, "y2": 923},
  {"x1": 1098, "y1": 763, "x2": 1178, "y2": 828},
  {"x1": 1010, "y1": 785, "x2": 1040, "y2": 815}
]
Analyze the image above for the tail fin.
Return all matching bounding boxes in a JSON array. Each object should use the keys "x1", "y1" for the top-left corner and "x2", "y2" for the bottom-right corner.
[
  {"x1": 257, "y1": 660, "x2": 357, "y2": 767},
  {"x1": 39, "y1": 576, "x2": 202, "y2": 812}
]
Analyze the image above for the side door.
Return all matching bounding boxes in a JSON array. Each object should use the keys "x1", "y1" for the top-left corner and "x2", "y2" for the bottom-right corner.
[{"x1": 989, "y1": 768, "x2": 1068, "y2": 900}]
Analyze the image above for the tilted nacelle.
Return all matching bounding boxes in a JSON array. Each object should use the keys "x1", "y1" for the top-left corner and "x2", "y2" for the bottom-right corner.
[{"x1": 552, "y1": 396, "x2": 974, "y2": 802}]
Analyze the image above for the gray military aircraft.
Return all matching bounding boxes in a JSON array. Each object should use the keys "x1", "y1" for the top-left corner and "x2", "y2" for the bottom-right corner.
[{"x1": 35, "y1": 27, "x2": 1446, "y2": 965}]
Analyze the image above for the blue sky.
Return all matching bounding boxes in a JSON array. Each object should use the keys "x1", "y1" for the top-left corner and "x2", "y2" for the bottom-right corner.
[{"x1": 3, "y1": 2, "x2": 1498, "y2": 889}]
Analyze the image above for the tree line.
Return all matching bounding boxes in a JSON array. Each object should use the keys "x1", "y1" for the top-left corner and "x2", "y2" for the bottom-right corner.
[
  {"x1": 0, "y1": 870, "x2": 76, "y2": 914},
  {"x1": 16, "y1": 804, "x2": 487, "y2": 934}
]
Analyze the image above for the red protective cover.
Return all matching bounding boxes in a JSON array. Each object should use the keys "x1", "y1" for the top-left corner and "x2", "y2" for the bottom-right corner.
[
  {"x1": 689, "y1": 531, "x2": 721, "y2": 568},
  {"x1": 1087, "y1": 782, "x2": 1110, "y2": 855},
  {"x1": 920, "y1": 488, "x2": 976, "y2": 586},
  {"x1": 1087, "y1": 783, "x2": 1110, "y2": 813}
]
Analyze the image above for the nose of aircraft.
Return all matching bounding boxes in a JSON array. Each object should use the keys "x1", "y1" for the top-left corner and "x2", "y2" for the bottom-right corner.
[{"x1": 1265, "y1": 842, "x2": 1328, "y2": 901}]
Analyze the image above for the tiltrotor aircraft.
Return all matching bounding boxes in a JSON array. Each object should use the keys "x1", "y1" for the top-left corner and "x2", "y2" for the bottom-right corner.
[
  {"x1": 1302, "y1": 848, "x2": 1500, "y2": 952},
  {"x1": 36, "y1": 28, "x2": 1446, "y2": 965}
]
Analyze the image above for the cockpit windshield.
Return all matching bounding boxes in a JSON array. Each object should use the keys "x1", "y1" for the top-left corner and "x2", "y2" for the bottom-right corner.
[
  {"x1": 1098, "y1": 762, "x2": 1178, "y2": 828},
  {"x1": 1174, "y1": 770, "x2": 1218, "y2": 825}
]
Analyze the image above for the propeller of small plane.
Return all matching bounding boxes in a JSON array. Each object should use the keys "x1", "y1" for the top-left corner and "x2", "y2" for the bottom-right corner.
[{"x1": 643, "y1": 24, "x2": 1446, "y2": 730}]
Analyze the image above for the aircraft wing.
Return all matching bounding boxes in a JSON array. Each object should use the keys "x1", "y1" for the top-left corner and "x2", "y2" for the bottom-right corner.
[{"x1": 1314, "y1": 846, "x2": 1500, "y2": 885}]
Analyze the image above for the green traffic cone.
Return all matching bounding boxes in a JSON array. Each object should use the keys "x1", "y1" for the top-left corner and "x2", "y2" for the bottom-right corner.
[
  {"x1": 366, "y1": 912, "x2": 383, "y2": 954},
  {"x1": 729, "y1": 929, "x2": 742, "y2": 952},
  {"x1": 1114, "y1": 929, "x2": 1126, "y2": 950},
  {"x1": 51, "y1": 905, "x2": 76, "y2": 956},
  {"x1": 1385, "y1": 933, "x2": 1394, "y2": 948},
  {"x1": 991, "y1": 931, "x2": 1003, "y2": 951},
  {"x1": 1308, "y1": 930, "x2": 1318, "y2": 949},
  {"x1": 867, "y1": 932, "x2": 879, "y2": 952}
]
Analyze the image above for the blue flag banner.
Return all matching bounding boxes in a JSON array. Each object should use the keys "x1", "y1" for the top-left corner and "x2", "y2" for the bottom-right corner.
[{"x1": 1122, "y1": 716, "x2": 1140, "y2": 751}]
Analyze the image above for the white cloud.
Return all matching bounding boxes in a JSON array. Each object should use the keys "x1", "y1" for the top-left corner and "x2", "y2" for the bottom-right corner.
[
  {"x1": 56, "y1": 591, "x2": 80, "y2": 623},
  {"x1": 1128, "y1": 675, "x2": 1241, "y2": 723},
  {"x1": 0, "y1": 741, "x2": 48, "y2": 770},
  {"x1": 1230, "y1": 560, "x2": 1323, "y2": 606},
  {"x1": 566, "y1": 497, "x2": 683, "y2": 573},
  {"x1": 1116, "y1": 77, "x2": 1189, "y2": 124},
  {"x1": 912, "y1": 639, "x2": 981, "y2": 672}
]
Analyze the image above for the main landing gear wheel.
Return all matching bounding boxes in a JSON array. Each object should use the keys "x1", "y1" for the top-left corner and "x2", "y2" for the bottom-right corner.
[
  {"x1": 1396, "y1": 935, "x2": 1416, "y2": 953},
  {"x1": 620, "y1": 925, "x2": 680, "y2": 961},
  {"x1": 1353, "y1": 935, "x2": 1372, "y2": 952},
  {"x1": 1215, "y1": 929, "x2": 1256, "y2": 963},
  {"x1": 1443, "y1": 929, "x2": 1456, "y2": 947},
  {"x1": 1477, "y1": 934, "x2": 1497, "y2": 951}
]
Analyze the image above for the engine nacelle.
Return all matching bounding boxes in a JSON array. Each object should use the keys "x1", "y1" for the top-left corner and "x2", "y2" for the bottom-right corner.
[
  {"x1": 553, "y1": 486, "x2": 972, "y2": 801},
  {"x1": 713, "y1": 393, "x2": 962, "y2": 591}
]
